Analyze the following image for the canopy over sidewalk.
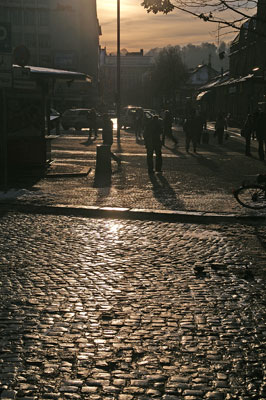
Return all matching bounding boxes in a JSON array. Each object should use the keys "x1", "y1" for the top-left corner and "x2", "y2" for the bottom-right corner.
[{"x1": 13, "y1": 64, "x2": 92, "y2": 83}]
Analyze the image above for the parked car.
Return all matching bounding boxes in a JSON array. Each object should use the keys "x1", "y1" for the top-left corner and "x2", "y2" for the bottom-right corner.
[
  {"x1": 61, "y1": 108, "x2": 103, "y2": 130},
  {"x1": 120, "y1": 105, "x2": 144, "y2": 129}
]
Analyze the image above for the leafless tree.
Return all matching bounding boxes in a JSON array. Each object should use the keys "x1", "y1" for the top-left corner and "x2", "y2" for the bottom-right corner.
[{"x1": 141, "y1": 1, "x2": 263, "y2": 37}]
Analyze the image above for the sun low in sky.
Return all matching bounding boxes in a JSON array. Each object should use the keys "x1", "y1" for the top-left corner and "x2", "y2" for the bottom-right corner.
[{"x1": 97, "y1": 0, "x2": 227, "y2": 53}]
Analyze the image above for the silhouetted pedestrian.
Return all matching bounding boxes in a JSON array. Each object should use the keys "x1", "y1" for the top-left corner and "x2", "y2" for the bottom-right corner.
[
  {"x1": 254, "y1": 110, "x2": 266, "y2": 161},
  {"x1": 162, "y1": 110, "x2": 178, "y2": 146},
  {"x1": 134, "y1": 108, "x2": 144, "y2": 141},
  {"x1": 197, "y1": 111, "x2": 207, "y2": 144},
  {"x1": 183, "y1": 109, "x2": 201, "y2": 153},
  {"x1": 215, "y1": 113, "x2": 227, "y2": 145},
  {"x1": 102, "y1": 114, "x2": 121, "y2": 166},
  {"x1": 143, "y1": 115, "x2": 163, "y2": 173},
  {"x1": 242, "y1": 114, "x2": 253, "y2": 156}
]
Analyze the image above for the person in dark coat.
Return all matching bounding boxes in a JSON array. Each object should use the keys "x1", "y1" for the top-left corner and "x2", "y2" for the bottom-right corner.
[
  {"x1": 143, "y1": 115, "x2": 163, "y2": 173},
  {"x1": 102, "y1": 114, "x2": 121, "y2": 166},
  {"x1": 134, "y1": 108, "x2": 144, "y2": 141},
  {"x1": 242, "y1": 114, "x2": 253, "y2": 156},
  {"x1": 197, "y1": 111, "x2": 207, "y2": 144},
  {"x1": 183, "y1": 109, "x2": 201, "y2": 153},
  {"x1": 162, "y1": 110, "x2": 178, "y2": 146},
  {"x1": 254, "y1": 111, "x2": 266, "y2": 161},
  {"x1": 215, "y1": 112, "x2": 227, "y2": 145}
]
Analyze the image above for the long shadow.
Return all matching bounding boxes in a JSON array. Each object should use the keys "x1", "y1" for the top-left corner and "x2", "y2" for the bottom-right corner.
[
  {"x1": 191, "y1": 152, "x2": 220, "y2": 172},
  {"x1": 149, "y1": 172, "x2": 184, "y2": 210},
  {"x1": 254, "y1": 226, "x2": 266, "y2": 251},
  {"x1": 163, "y1": 144, "x2": 184, "y2": 157}
]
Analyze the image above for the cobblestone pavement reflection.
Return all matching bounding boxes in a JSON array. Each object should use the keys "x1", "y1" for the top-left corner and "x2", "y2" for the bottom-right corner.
[{"x1": 0, "y1": 212, "x2": 266, "y2": 399}]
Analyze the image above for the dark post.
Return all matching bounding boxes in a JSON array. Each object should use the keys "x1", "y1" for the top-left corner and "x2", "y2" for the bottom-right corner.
[
  {"x1": 2, "y1": 88, "x2": 8, "y2": 189},
  {"x1": 116, "y1": 0, "x2": 121, "y2": 142},
  {"x1": 94, "y1": 144, "x2": 112, "y2": 187}
]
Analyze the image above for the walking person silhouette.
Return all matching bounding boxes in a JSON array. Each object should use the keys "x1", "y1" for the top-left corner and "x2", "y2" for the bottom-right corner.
[{"x1": 143, "y1": 115, "x2": 163, "y2": 174}]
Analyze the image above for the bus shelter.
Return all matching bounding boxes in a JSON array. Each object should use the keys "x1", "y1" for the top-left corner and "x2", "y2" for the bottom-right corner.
[{"x1": 0, "y1": 65, "x2": 91, "y2": 183}]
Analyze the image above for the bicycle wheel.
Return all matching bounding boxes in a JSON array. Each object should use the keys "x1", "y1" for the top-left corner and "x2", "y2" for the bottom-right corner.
[{"x1": 234, "y1": 184, "x2": 266, "y2": 209}]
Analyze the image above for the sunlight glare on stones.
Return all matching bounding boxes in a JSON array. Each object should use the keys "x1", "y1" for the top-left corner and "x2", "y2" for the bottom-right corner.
[{"x1": 106, "y1": 220, "x2": 123, "y2": 237}]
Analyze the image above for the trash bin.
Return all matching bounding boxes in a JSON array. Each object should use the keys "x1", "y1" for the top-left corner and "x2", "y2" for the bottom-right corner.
[{"x1": 94, "y1": 144, "x2": 111, "y2": 187}]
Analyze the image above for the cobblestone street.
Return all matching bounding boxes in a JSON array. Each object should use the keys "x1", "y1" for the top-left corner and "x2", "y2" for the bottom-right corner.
[
  {"x1": 4, "y1": 126, "x2": 266, "y2": 216},
  {"x1": 0, "y1": 211, "x2": 265, "y2": 399}
]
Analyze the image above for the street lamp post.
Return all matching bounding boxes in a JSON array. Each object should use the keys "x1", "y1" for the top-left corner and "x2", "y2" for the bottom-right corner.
[{"x1": 116, "y1": 0, "x2": 121, "y2": 142}]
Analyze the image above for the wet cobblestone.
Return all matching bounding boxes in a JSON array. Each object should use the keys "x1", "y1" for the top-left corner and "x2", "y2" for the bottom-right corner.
[{"x1": 0, "y1": 212, "x2": 265, "y2": 399}]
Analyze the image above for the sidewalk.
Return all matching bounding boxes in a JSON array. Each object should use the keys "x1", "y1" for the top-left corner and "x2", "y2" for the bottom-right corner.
[{"x1": 1, "y1": 125, "x2": 266, "y2": 223}]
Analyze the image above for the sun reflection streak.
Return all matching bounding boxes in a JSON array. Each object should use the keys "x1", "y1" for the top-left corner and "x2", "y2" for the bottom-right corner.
[{"x1": 106, "y1": 220, "x2": 123, "y2": 236}]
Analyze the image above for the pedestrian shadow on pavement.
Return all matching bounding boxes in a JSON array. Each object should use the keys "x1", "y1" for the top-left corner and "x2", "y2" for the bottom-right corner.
[
  {"x1": 149, "y1": 173, "x2": 184, "y2": 210},
  {"x1": 95, "y1": 185, "x2": 111, "y2": 203},
  {"x1": 163, "y1": 144, "x2": 184, "y2": 157},
  {"x1": 191, "y1": 153, "x2": 220, "y2": 172}
]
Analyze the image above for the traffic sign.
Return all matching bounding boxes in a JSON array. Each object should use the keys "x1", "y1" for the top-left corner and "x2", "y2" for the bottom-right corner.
[{"x1": 0, "y1": 23, "x2": 12, "y2": 54}]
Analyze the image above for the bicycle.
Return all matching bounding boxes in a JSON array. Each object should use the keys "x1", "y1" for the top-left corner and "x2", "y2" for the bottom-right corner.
[{"x1": 233, "y1": 174, "x2": 266, "y2": 209}]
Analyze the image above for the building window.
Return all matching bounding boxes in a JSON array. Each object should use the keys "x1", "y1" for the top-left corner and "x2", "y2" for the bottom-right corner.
[
  {"x1": 24, "y1": 9, "x2": 36, "y2": 25},
  {"x1": 24, "y1": 33, "x2": 37, "y2": 48},
  {"x1": 39, "y1": 34, "x2": 50, "y2": 48},
  {"x1": 39, "y1": 9, "x2": 49, "y2": 26},
  {"x1": 10, "y1": 8, "x2": 22, "y2": 25}
]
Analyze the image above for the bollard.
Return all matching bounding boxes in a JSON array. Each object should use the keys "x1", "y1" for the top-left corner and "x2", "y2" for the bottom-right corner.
[{"x1": 94, "y1": 144, "x2": 112, "y2": 187}]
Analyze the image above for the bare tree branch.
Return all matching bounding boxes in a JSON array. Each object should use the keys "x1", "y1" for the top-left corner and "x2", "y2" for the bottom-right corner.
[{"x1": 141, "y1": 0, "x2": 266, "y2": 39}]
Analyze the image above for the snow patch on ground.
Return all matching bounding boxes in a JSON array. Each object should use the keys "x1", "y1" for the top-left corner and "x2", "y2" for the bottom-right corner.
[{"x1": 0, "y1": 189, "x2": 45, "y2": 200}]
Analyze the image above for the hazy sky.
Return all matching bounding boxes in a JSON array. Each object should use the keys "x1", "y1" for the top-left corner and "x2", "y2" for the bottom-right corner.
[{"x1": 97, "y1": 0, "x2": 233, "y2": 53}]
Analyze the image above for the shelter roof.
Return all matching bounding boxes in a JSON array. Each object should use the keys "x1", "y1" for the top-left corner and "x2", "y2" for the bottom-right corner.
[{"x1": 13, "y1": 65, "x2": 92, "y2": 82}]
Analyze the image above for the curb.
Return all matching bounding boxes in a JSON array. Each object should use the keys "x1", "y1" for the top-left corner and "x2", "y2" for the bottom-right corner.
[
  {"x1": 1, "y1": 203, "x2": 265, "y2": 225},
  {"x1": 45, "y1": 167, "x2": 92, "y2": 178}
]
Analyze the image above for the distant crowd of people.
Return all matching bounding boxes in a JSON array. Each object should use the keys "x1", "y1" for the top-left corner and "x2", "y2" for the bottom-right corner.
[{"x1": 83, "y1": 105, "x2": 266, "y2": 174}]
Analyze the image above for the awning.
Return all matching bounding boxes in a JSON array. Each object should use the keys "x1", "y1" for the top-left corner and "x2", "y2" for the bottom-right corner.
[
  {"x1": 13, "y1": 64, "x2": 92, "y2": 83},
  {"x1": 196, "y1": 91, "x2": 209, "y2": 101},
  {"x1": 219, "y1": 73, "x2": 255, "y2": 87}
]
